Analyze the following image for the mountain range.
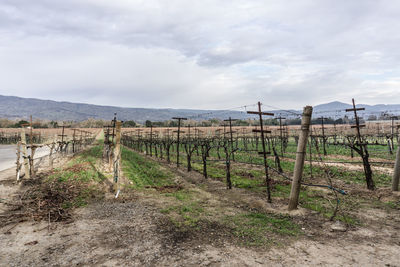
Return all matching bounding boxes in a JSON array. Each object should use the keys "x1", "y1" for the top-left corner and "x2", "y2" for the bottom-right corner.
[{"x1": 0, "y1": 95, "x2": 399, "y2": 123}]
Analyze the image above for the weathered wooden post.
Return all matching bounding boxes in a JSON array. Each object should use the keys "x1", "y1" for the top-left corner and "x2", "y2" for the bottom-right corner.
[
  {"x1": 319, "y1": 116, "x2": 327, "y2": 156},
  {"x1": 392, "y1": 146, "x2": 400, "y2": 191},
  {"x1": 288, "y1": 106, "x2": 313, "y2": 210},
  {"x1": 16, "y1": 141, "x2": 21, "y2": 181},
  {"x1": 20, "y1": 127, "x2": 30, "y2": 179},
  {"x1": 172, "y1": 117, "x2": 187, "y2": 167},
  {"x1": 49, "y1": 134, "x2": 57, "y2": 168},
  {"x1": 247, "y1": 102, "x2": 274, "y2": 203},
  {"x1": 277, "y1": 116, "x2": 286, "y2": 156},
  {"x1": 224, "y1": 117, "x2": 237, "y2": 161},
  {"x1": 113, "y1": 121, "x2": 122, "y2": 195},
  {"x1": 72, "y1": 129, "x2": 76, "y2": 153}
]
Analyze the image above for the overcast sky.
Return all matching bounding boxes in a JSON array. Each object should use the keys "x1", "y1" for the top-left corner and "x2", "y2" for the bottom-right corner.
[{"x1": 0, "y1": 0, "x2": 399, "y2": 110}]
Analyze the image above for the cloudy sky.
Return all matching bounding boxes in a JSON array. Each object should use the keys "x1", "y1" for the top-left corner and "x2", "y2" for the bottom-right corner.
[{"x1": 0, "y1": 0, "x2": 399, "y2": 110}]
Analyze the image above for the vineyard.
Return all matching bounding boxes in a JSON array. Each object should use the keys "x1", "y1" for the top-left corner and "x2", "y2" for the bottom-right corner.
[{"x1": 1, "y1": 103, "x2": 400, "y2": 266}]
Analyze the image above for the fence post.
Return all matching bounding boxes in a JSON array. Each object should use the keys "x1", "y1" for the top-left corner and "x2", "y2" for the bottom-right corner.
[
  {"x1": 20, "y1": 127, "x2": 30, "y2": 179},
  {"x1": 288, "y1": 106, "x2": 313, "y2": 210},
  {"x1": 113, "y1": 121, "x2": 122, "y2": 194},
  {"x1": 49, "y1": 134, "x2": 57, "y2": 168},
  {"x1": 392, "y1": 146, "x2": 400, "y2": 191},
  {"x1": 16, "y1": 141, "x2": 21, "y2": 181},
  {"x1": 172, "y1": 117, "x2": 187, "y2": 167}
]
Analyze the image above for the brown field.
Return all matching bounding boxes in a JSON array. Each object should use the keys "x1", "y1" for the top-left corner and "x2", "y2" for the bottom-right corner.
[{"x1": 0, "y1": 128, "x2": 101, "y2": 141}]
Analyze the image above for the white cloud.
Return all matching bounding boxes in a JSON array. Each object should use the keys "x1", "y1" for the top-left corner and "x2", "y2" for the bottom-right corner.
[{"x1": 0, "y1": 0, "x2": 399, "y2": 110}]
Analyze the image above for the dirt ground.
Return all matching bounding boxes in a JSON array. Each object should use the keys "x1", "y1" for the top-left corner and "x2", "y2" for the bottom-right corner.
[{"x1": 1, "y1": 154, "x2": 400, "y2": 266}]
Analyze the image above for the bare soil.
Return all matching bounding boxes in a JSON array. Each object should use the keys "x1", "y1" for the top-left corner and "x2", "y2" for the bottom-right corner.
[{"x1": 1, "y1": 154, "x2": 400, "y2": 266}]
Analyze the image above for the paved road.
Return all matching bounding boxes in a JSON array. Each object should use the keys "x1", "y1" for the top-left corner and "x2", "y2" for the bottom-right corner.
[{"x1": 0, "y1": 145, "x2": 50, "y2": 171}]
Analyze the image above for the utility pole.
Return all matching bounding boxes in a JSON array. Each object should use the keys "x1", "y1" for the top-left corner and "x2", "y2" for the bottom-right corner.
[{"x1": 172, "y1": 117, "x2": 187, "y2": 167}]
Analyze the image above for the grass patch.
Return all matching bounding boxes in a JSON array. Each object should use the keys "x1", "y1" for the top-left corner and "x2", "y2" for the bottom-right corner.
[
  {"x1": 122, "y1": 147, "x2": 175, "y2": 189},
  {"x1": 224, "y1": 212, "x2": 301, "y2": 247},
  {"x1": 49, "y1": 146, "x2": 105, "y2": 183},
  {"x1": 163, "y1": 189, "x2": 192, "y2": 201}
]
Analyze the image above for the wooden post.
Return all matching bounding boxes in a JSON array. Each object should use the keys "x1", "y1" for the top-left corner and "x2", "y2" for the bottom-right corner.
[
  {"x1": 149, "y1": 125, "x2": 153, "y2": 156},
  {"x1": 29, "y1": 116, "x2": 36, "y2": 177},
  {"x1": 113, "y1": 121, "x2": 122, "y2": 194},
  {"x1": 288, "y1": 106, "x2": 313, "y2": 210},
  {"x1": 224, "y1": 117, "x2": 237, "y2": 161},
  {"x1": 72, "y1": 129, "x2": 76, "y2": 153},
  {"x1": 392, "y1": 146, "x2": 400, "y2": 191},
  {"x1": 247, "y1": 102, "x2": 274, "y2": 203},
  {"x1": 172, "y1": 117, "x2": 187, "y2": 167},
  {"x1": 20, "y1": 127, "x2": 30, "y2": 179},
  {"x1": 319, "y1": 116, "x2": 327, "y2": 156},
  {"x1": 16, "y1": 141, "x2": 21, "y2": 181},
  {"x1": 346, "y1": 99, "x2": 374, "y2": 190},
  {"x1": 49, "y1": 134, "x2": 57, "y2": 168},
  {"x1": 278, "y1": 116, "x2": 286, "y2": 156}
]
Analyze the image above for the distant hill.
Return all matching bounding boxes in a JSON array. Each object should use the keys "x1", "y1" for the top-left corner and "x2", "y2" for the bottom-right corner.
[
  {"x1": 0, "y1": 95, "x2": 252, "y2": 122},
  {"x1": 0, "y1": 95, "x2": 399, "y2": 122},
  {"x1": 312, "y1": 101, "x2": 400, "y2": 119}
]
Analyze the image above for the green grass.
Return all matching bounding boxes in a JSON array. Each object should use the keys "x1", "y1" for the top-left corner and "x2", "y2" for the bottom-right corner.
[
  {"x1": 122, "y1": 147, "x2": 175, "y2": 188},
  {"x1": 163, "y1": 189, "x2": 192, "y2": 201},
  {"x1": 224, "y1": 212, "x2": 301, "y2": 246},
  {"x1": 49, "y1": 145, "x2": 105, "y2": 183}
]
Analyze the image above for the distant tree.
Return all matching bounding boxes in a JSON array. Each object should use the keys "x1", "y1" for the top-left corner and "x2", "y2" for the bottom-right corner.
[
  {"x1": 234, "y1": 120, "x2": 250, "y2": 126},
  {"x1": 50, "y1": 121, "x2": 58, "y2": 128},
  {"x1": 287, "y1": 118, "x2": 302, "y2": 125},
  {"x1": 145, "y1": 120, "x2": 152, "y2": 127},
  {"x1": 122, "y1": 120, "x2": 136, "y2": 127},
  {"x1": 200, "y1": 121, "x2": 212, "y2": 127},
  {"x1": 168, "y1": 120, "x2": 178, "y2": 127},
  {"x1": 264, "y1": 119, "x2": 278, "y2": 126},
  {"x1": 334, "y1": 118, "x2": 344, "y2": 124},
  {"x1": 209, "y1": 118, "x2": 221, "y2": 126},
  {"x1": 13, "y1": 120, "x2": 29, "y2": 128}
]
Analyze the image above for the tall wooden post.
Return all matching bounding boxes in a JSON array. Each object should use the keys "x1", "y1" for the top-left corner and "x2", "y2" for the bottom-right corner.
[
  {"x1": 247, "y1": 102, "x2": 274, "y2": 203},
  {"x1": 224, "y1": 117, "x2": 237, "y2": 161},
  {"x1": 20, "y1": 127, "x2": 30, "y2": 179},
  {"x1": 288, "y1": 106, "x2": 313, "y2": 210},
  {"x1": 392, "y1": 146, "x2": 400, "y2": 191},
  {"x1": 278, "y1": 116, "x2": 286, "y2": 156},
  {"x1": 49, "y1": 134, "x2": 57, "y2": 168},
  {"x1": 16, "y1": 141, "x2": 21, "y2": 181},
  {"x1": 149, "y1": 125, "x2": 153, "y2": 156},
  {"x1": 72, "y1": 129, "x2": 76, "y2": 153},
  {"x1": 346, "y1": 98, "x2": 374, "y2": 190},
  {"x1": 319, "y1": 116, "x2": 327, "y2": 156},
  {"x1": 113, "y1": 121, "x2": 122, "y2": 194},
  {"x1": 172, "y1": 117, "x2": 187, "y2": 167}
]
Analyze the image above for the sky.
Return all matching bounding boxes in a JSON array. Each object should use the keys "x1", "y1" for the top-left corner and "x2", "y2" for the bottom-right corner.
[{"x1": 0, "y1": 0, "x2": 399, "y2": 110}]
